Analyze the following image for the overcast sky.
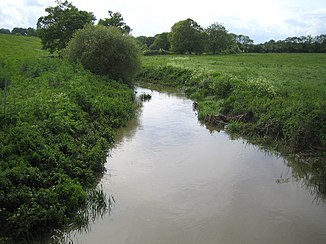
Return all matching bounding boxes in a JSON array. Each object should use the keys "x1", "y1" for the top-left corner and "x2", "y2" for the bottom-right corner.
[{"x1": 1, "y1": 0, "x2": 326, "y2": 43}]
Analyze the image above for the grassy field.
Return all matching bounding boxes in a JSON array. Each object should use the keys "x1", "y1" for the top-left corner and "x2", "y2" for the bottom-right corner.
[
  {"x1": 0, "y1": 34, "x2": 136, "y2": 240},
  {"x1": 141, "y1": 53, "x2": 326, "y2": 92},
  {"x1": 137, "y1": 53, "x2": 326, "y2": 159}
]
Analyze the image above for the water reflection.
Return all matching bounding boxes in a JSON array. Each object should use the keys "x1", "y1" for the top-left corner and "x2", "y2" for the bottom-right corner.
[
  {"x1": 65, "y1": 87, "x2": 326, "y2": 244},
  {"x1": 286, "y1": 156, "x2": 326, "y2": 204}
]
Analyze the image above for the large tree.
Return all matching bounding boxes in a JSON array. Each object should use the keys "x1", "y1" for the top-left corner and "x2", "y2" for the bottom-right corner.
[
  {"x1": 37, "y1": 0, "x2": 95, "y2": 53},
  {"x1": 98, "y1": 11, "x2": 131, "y2": 34},
  {"x1": 169, "y1": 19, "x2": 204, "y2": 54},
  {"x1": 205, "y1": 23, "x2": 236, "y2": 54}
]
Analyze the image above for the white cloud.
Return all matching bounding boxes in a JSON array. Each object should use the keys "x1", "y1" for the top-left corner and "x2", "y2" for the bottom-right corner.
[
  {"x1": 0, "y1": 0, "x2": 52, "y2": 28},
  {"x1": 0, "y1": 0, "x2": 325, "y2": 43}
]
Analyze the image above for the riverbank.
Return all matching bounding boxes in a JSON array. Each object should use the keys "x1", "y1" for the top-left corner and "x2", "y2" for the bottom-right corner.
[
  {"x1": 136, "y1": 53, "x2": 326, "y2": 169},
  {"x1": 0, "y1": 34, "x2": 136, "y2": 240}
]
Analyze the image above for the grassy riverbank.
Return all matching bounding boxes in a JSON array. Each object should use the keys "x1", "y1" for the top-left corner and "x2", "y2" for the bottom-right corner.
[
  {"x1": 0, "y1": 34, "x2": 136, "y2": 240},
  {"x1": 136, "y1": 54, "x2": 326, "y2": 162}
]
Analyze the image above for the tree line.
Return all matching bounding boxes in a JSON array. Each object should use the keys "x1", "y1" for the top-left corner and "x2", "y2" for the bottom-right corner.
[
  {"x1": 1, "y1": 0, "x2": 325, "y2": 54},
  {"x1": 137, "y1": 20, "x2": 326, "y2": 54},
  {"x1": 136, "y1": 19, "x2": 253, "y2": 55},
  {"x1": 0, "y1": 27, "x2": 37, "y2": 36},
  {"x1": 247, "y1": 35, "x2": 326, "y2": 53}
]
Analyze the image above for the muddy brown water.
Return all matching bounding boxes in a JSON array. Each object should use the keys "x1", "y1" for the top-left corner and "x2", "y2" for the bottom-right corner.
[{"x1": 66, "y1": 88, "x2": 326, "y2": 244}]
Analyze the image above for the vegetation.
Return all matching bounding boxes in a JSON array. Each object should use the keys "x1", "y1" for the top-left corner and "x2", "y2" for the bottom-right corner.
[
  {"x1": 98, "y1": 10, "x2": 132, "y2": 34},
  {"x1": 0, "y1": 33, "x2": 135, "y2": 240},
  {"x1": 149, "y1": 32, "x2": 170, "y2": 51},
  {"x1": 63, "y1": 24, "x2": 141, "y2": 81},
  {"x1": 248, "y1": 35, "x2": 326, "y2": 53},
  {"x1": 169, "y1": 19, "x2": 205, "y2": 54},
  {"x1": 1, "y1": 0, "x2": 326, "y2": 239},
  {"x1": 136, "y1": 53, "x2": 326, "y2": 200},
  {"x1": 0, "y1": 27, "x2": 38, "y2": 36},
  {"x1": 205, "y1": 23, "x2": 238, "y2": 54},
  {"x1": 136, "y1": 18, "x2": 325, "y2": 55},
  {"x1": 37, "y1": 0, "x2": 95, "y2": 53},
  {"x1": 136, "y1": 54, "x2": 326, "y2": 161}
]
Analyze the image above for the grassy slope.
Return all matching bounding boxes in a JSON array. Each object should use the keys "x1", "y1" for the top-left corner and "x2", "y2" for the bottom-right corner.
[{"x1": 0, "y1": 34, "x2": 135, "y2": 240}]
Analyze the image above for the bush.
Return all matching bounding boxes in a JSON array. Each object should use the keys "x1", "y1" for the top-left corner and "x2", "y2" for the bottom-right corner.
[{"x1": 63, "y1": 25, "x2": 141, "y2": 81}]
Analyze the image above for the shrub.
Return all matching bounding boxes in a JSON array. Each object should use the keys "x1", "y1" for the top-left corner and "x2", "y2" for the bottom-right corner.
[{"x1": 63, "y1": 25, "x2": 141, "y2": 81}]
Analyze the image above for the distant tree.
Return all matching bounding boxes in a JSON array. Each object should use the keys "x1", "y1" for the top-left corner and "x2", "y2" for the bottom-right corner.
[
  {"x1": 12, "y1": 27, "x2": 28, "y2": 35},
  {"x1": 313, "y1": 34, "x2": 326, "y2": 52},
  {"x1": 205, "y1": 23, "x2": 236, "y2": 54},
  {"x1": 263, "y1": 40, "x2": 278, "y2": 52},
  {"x1": 135, "y1": 35, "x2": 155, "y2": 50},
  {"x1": 63, "y1": 25, "x2": 141, "y2": 81},
  {"x1": 37, "y1": 0, "x2": 95, "y2": 53},
  {"x1": 169, "y1": 18, "x2": 204, "y2": 54},
  {"x1": 247, "y1": 34, "x2": 326, "y2": 53},
  {"x1": 27, "y1": 27, "x2": 38, "y2": 36},
  {"x1": 98, "y1": 11, "x2": 131, "y2": 34},
  {"x1": 0, "y1": 28, "x2": 11, "y2": 34},
  {"x1": 233, "y1": 34, "x2": 254, "y2": 52},
  {"x1": 150, "y1": 32, "x2": 170, "y2": 50},
  {"x1": 136, "y1": 36, "x2": 148, "y2": 50}
]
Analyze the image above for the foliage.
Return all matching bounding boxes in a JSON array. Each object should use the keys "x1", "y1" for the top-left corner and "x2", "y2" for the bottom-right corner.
[
  {"x1": 249, "y1": 34, "x2": 326, "y2": 53},
  {"x1": 37, "y1": 0, "x2": 95, "y2": 53},
  {"x1": 205, "y1": 23, "x2": 237, "y2": 54},
  {"x1": 0, "y1": 28, "x2": 11, "y2": 34},
  {"x1": 0, "y1": 34, "x2": 136, "y2": 241},
  {"x1": 63, "y1": 25, "x2": 141, "y2": 81},
  {"x1": 0, "y1": 28, "x2": 37, "y2": 36},
  {"x1": 98, "y1": 10, "x2": 132, "y2": 34},
  {"x1": 169, "y1": 18, "x2": 205, "y2": 54},
  {"x1": 135, "y1": 36, "x2": 156, "y2": 50},
  {"x1": 135, "y1": 64, "x2": 192, "y2": 87},
  {"x1": 231, "y1": 34, "x2": 254, "y2": 52},
  {"x1": 150, "y1": 32, "x2": 171, "y2": 51}
]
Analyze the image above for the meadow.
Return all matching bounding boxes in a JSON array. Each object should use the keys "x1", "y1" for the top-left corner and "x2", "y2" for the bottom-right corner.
[
  {"x1": 0, "y1": 34, "x2": 136, "y2": 240},
  {"x1": 137, "y1": 53, "x2": 326, "y2": 161}
]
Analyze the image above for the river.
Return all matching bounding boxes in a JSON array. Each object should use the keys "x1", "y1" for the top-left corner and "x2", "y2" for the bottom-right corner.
[{"x1": 66, "y1": 87, "x2": 326, "y2": 244}]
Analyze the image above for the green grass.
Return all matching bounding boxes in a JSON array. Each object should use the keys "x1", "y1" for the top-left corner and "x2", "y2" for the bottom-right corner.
[
  {"x1": 0, "y1": 34, "x2": 44, "y2": 57},
  {"x1": 141, "y1": 53, "x2": 326, "y2": 85},
  {"x1": 0, "y1": 34, "x2": 136, "y2": 240},
  {"x1": 137, "y1": 53, "x2": 326, "y2": 156}
]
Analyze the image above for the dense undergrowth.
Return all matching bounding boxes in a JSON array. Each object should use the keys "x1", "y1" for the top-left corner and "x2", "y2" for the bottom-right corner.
[
  {"x1": 136, "y1": 54, "x2": 326, "y2": 197},
  {"x1": 0, "y1": 34, "x2": 135, "y2": 240}
]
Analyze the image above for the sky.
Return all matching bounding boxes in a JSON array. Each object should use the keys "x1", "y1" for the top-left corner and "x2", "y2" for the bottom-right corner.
[{"x1": 1, "y1": 0, "x2": 326, "y2": 43}]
